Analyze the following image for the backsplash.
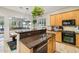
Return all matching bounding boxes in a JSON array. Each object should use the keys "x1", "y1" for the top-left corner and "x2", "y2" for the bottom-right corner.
[
  {"x1": 63, "y1": 26, "x2": 76, "y2": 31},
  {"x1": 63, "y1": 26, "x2": 79, "y2": 33},
  {"x1": 75, "y1": 26, "x2": 79, "y2": 33}
]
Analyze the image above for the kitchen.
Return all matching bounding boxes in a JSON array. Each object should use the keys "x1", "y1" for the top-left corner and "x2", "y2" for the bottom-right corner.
[{"x1": 0, "y1": 6, "x2": 79, "y2": 53}]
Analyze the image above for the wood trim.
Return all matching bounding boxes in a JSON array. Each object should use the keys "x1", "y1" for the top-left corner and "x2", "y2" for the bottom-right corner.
[{"x1": 50, "y1": 9, "x2": 79, "y2": 16}]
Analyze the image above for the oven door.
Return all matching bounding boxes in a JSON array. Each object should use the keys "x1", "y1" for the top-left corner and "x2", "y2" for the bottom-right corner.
[
  {"x1": 63, "y1": 36, "x2": 75, "y2": 45},
  {"x1": 62, "y1": 31, "x2": 76, "y2": 45},
  {"x1": 33, "y1": 41, "x2": 47, "y2": 53}
]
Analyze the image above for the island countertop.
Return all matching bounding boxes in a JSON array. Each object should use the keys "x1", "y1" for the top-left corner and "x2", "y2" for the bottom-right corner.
[{"x1": 19, "y1": 29, "x2": 54, "y2": 49}]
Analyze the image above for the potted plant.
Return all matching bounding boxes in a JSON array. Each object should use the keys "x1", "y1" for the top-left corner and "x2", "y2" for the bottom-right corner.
[{"x1": 32, "y1": 6, "x2": 44, "y2": 30}]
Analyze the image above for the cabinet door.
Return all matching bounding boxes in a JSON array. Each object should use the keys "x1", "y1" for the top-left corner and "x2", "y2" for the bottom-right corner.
[
  {"x1": 62, "y1": 11, "x2": 74, "y2": 20},
  {"x1": 19, "y1": 42, "x2": 33, "y2": 53},
  {"x1": 55, "y1": 32, "x2": 62, "y2": 42},
  {"x1": 48, "y1": 37, "x2": 56, "y2": 53},
  {"x1": 76, "y1": 34, "x2": 79, "y2": 47},
  {"x1": 74, "y1": 10, "x2": 79, "y2": 25},
  {"x1": 55, "y1": 14, "x2": 62, "y2": 26},
  {"x1": 50, "y1": 15, "x2": 56, "y2": 26}
]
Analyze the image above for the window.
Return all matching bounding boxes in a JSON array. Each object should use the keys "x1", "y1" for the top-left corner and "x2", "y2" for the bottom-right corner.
[
  {"x1": 0, "y1": 17, "x2": 4, "y2": 31},
  {"x1": 0, "y1": 16, "x2": 4, "y2": 53},
  {"x1": 10, "y1": 17, "x2": 31, "y2": 29},
  {"x1": 38, "y1": 18, "x2": 46, "y2": 29},
  {"x1": 22, "y1": 21, "x2": 31, "y2": 29}
]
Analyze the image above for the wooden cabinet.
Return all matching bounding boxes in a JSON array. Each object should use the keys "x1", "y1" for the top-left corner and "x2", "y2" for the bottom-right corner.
[
  {"x1": 55, "y1": 32, "x2": 62, "y2": 42},
  {"x1": 50, "y1": 15, "x2": 56, "y2": 26},
  {"x1": 47, "y1": 35, "x2": 56, "y2": 53},
  {"x1": 50, "y1": 9, "x2": 79, "y2": 26},
  {"x1": 19, "y1": 42, "x2": 33, "y2": 53},
  {"x1": 55, "y1": 14, "x2": 62, "y2": 26},
  {"x1": 74, "y1": 10, "x2": 79, "y2": 25},
  {"x1": 62, "y1": 11, "x2": 74, "y2": 20},
  {"x1": 76, "y1": 34, "x2": 79, "y2": 47}
]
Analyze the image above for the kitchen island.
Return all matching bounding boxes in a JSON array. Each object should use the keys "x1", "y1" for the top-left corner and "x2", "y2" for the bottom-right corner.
[
  {"x1": 19, "y1": 29, "x2": 47, "y2": 53},
  {"x1": 18, "y1": 29, "x2": 54, "y2": 53}
]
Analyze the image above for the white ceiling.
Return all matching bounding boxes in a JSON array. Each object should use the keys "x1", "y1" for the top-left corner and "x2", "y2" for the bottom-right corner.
[{"x1": 3, "y1": 6, "x2": 69, "y2": 15}]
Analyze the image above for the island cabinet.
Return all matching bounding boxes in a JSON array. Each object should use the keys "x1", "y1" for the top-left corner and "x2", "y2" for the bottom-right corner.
[
  {"x1": 62, "y1": 11, "x2": 74, "y2": 20},
  {"x1": 55, "y1": 32, "x2": 62, "y2": 43},
  {"x1": 50, "y1": 15, "x2": 56, "y2": 26},
  {"x1": 47, "y1": 34, "x2": 56, "y2": 53},
  {"x1": 55, "y1": 14, "x2": 62, "y2": 26},
  {"x1": 74, "y1": 10, "x2": 79, "y2": 25},
  {"x1": 76, "y1": 34, "x2": 79, "y2": 48},
  {"x1": 19, "y1": 42, "x2": 33, "y2": 53}
]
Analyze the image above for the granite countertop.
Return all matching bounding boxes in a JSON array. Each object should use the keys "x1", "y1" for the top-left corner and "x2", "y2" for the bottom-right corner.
[
  {"x1": 75, "y1": 33, "x2": 79, "y2": 34},
  {"x1": 46, "y1": 30, "x2": 62, "y2": 34},
  {"x1": 15, "y1": 29, "x2": 46, "y2": 34},
  {"x1": 20, "y1": 34, "x2": 54, "y2": 49}
]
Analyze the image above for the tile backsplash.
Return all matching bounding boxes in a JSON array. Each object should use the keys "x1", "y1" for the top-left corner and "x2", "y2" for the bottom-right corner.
[{"x1": 63, "y1": 26, "x2": 75, "y2": 31}]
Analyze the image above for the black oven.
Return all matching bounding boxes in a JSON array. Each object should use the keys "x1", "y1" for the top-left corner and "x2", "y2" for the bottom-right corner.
[
  {"x1": 62, "y1": 19, "x2": 75, "y2": 26},
  {"x1": 62, "y1": 31, "x2": 76, "y2": 45}
]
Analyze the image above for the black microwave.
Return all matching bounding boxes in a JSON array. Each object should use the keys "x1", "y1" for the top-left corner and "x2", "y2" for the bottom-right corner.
[{"x1": 62, "y1": 19, "x2": 75, "y2": 26}]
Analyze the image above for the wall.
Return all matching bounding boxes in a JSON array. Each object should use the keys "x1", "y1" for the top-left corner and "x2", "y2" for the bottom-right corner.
[{"x1": 0, "y1": 7, "x2": 25, "y2": 42}]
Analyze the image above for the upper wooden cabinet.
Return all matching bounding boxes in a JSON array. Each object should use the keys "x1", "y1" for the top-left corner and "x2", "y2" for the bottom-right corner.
[
  {"x1": 50, "y1": 9, "x2": 79, "y2": 26},
  {"x1": 50, "y1": 15, "x2": 56, "y2": 26},
  {"x1": 62, "y1": 11, "x2": 74, "y2": 20},
  {"x1": 55, "y1": 14, "x2": 62, "y2": 26},
  {"x1": 74, "y1": 10, "x2": 79, "y2": 25}
]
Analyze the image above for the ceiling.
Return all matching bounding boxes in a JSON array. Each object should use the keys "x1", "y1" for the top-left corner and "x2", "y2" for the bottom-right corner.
[{"x1": 3, "y1": 6, "x2": 69, "y2": 15}]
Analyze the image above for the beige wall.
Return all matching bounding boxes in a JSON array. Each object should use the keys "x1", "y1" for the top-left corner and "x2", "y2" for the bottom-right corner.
[{"x1": 0, "y1": 7, "x2": 25, "y2": 41}]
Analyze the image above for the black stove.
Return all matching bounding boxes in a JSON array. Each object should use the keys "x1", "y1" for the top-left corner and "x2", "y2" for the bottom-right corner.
[{"x1": 62, "y1": 31, "x2": 76, "y2": 45}]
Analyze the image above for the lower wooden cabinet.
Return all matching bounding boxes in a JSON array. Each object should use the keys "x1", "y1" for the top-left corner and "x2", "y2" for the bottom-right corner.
[
  {"x1": 19, "y1": 42, "x2": 33, "y2": 53},
  {"x1": 47, "y1": 35, "x2": 56, "y2": 53},
  {"x1": 55, "y1": 32, "x2": 62, "y2": 42},
  {"x1": 76, "y1": 34, "x2": 79, "y2": 47}
]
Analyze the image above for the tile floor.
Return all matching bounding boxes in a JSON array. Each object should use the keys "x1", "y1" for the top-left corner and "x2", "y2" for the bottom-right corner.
[{"x1": 56, "y1": 42, "x2": 79, "y2": 53}]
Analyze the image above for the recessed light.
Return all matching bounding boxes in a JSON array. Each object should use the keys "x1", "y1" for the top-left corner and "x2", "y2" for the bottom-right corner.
[
  {"x1": 19, "y1": 6, "x2": 23, "y2": 9},
  {"x1": 26, "y1": 8, "x2": 29, "y2": 10}
]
